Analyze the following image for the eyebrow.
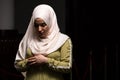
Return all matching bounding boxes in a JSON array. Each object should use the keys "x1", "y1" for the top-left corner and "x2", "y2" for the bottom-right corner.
[{"x1": 34, "y1": 22, "x2": 47, "y2": 27}]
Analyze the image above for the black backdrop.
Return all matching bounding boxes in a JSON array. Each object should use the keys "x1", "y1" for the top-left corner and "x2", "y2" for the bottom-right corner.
[
  {"x1": 14, "y1": 0, "x2": 66, "y2": 34},
  {"x1": 0, "y1": 0, "x2": 119, "y2": 80},
  {"x1": 66, "y1": 0, "x2": 120, "y2": 80}
]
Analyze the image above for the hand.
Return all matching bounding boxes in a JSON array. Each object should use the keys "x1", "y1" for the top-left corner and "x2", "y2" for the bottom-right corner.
[{"x1": 27, "y1": 54, "x2": 48, "y2": 65}]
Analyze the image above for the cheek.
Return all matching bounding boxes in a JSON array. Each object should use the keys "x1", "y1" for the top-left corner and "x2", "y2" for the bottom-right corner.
[{"x1": 44, "y1": 26, "x2": 49, "y2": 32}]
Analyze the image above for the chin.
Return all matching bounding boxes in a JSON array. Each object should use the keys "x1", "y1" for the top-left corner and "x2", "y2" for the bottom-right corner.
[{"x1": 39, "y1": 36, "x2": 46, "y2": 39}]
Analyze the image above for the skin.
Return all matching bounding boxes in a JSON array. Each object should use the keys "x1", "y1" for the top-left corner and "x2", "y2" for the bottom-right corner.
[
  {"x1": 27, "y1": 54, "x2": 48, "y2": 65},
  {"x1": 27, "y1": 18, "x2": 49, "y2": 65},
  {"x1": 34, "y1": 18, "x2": 50, "y2": 39}
]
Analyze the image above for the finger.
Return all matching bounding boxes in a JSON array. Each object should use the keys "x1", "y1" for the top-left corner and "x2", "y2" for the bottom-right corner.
[
  {"x1": 28, "y1": 58, "x2": 36, "y2": 62},
  {"x1": 28, "y1": 61, "x2": 36, "y2": 65},
  {"x1": 28, "y1": 57, "x2": 35, "y2": 60}
]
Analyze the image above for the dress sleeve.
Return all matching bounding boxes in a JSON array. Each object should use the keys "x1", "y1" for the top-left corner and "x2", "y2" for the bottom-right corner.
[
  {"x1": 14, "y1": 48, "x2": 33, "y2": 72},
  {"x1": 47, "y1": 38, "x2": 72, "y2": 73},
  {"x1": 14, "y1": 59, "x2": 28, "y2": 72}
]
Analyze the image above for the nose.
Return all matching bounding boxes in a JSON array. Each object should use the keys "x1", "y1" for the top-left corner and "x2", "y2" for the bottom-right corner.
[{"x1": 38, "y1": 26, "x2": 42, "y2": 32}]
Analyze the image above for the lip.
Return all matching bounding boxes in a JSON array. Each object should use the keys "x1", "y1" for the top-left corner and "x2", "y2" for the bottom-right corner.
[
  {"x1": 38, "y1": 31, "x2": 45, "y2": 36},
  {"x1": 38, "y1": 32, "x2": 43, "y2": 36},
  {"x1": 38, "y1": 31, "x2": 44, "y2": 34}
]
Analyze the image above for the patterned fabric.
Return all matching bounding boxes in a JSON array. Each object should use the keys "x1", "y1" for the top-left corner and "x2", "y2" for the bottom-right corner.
[{"x1": 15, "y1": 38, "x2": 72, "y2": 80}]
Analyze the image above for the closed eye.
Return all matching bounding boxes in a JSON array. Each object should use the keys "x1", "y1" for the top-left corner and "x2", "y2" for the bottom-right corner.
[{"x1": 34, "y1": 22, "x2": 47, "y2": 28}]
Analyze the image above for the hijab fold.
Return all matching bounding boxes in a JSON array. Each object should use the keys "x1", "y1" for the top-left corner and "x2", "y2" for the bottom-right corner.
[{"x1": 15, "y1": 4, "x2": 69, "y2": 60}]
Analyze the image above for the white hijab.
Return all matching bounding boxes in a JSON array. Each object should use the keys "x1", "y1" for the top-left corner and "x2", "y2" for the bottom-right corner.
[{"x1": 15, "y1": 4, "x2": 69, "y2": 60}]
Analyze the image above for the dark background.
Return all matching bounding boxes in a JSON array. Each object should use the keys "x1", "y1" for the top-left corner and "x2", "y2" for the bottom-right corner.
[
  {"x1": 66, "y1": 1, "x2": 120, "y2": 80},
  {"x1": 0, "y1": 0, "x2": 120, "y2": 80},
  {"x1": 14, "y1": 0, "x2": 66, "y2": 34}
]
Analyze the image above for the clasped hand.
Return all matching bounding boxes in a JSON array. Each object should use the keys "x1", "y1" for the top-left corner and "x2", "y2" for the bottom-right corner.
[{"x1": 27, "y1": 54, "x2": 48, "y2": 65}]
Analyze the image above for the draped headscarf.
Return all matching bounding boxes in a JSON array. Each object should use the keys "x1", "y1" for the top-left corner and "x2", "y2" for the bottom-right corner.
[{"x1": 15, "y1": 4, "x2": 69, "y2": 60}]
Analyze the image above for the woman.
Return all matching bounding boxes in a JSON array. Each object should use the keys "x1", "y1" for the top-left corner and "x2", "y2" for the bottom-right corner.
[{"x1": 14, "y1": 4, "x2": 72, "y2": 80}]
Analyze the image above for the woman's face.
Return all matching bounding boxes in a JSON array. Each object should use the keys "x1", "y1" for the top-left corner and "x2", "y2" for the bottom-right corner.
[{"x1": 34, "y1": 18, "x2": 49, "y2": 39}]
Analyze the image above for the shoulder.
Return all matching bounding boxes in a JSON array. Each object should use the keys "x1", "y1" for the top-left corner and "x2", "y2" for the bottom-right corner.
[{"x1": 62, "y1": 38, "x2": 72, "y2": 48}]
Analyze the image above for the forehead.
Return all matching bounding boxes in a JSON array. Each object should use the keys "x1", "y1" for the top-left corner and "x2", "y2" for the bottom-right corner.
[{"x1": 34, "y1": 18, "x2": 45, "y2": 23}]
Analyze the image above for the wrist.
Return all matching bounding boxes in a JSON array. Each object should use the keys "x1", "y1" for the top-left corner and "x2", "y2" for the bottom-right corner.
[{"x1": 44, "y1": 57, "x2": 48, "y2": 63}]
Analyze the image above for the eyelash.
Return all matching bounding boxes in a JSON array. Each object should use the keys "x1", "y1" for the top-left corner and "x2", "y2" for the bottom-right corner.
[{"x1": 34, "y1": 23, "x2": 47, "y2": 28}]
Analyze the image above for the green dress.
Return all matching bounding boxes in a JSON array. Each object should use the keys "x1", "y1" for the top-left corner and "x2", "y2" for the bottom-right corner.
[{"x1": 15, "y1": 38, "x2": 72, "y2": 80}]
